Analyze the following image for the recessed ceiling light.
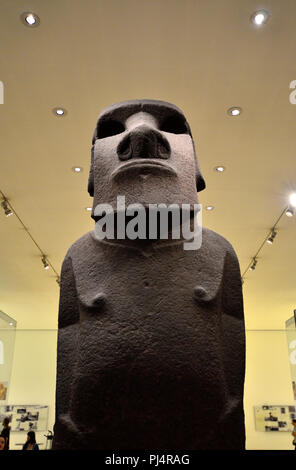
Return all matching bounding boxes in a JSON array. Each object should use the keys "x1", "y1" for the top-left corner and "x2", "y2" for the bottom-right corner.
[
  {"x1": 205, "y1": 205, "x2": 214, "y2": 211},
  {"x1": 9, "y1": 322, "x2": 14, "y2": 327},
  {"x1": 251, "y1": 10, "x2": 270, "y2": 26},
  {"x1": 227, "y1": 107, "x2": 242, "y2": 117},
  {"x1": 53, "y1": 107, "x2": 67, "y2": 117},
  {"x1": 215, "y1": 166, "x2": 225, "y2": 173},
  {"x1": 85, "y1": 207, "x2": 92, "y2": 211},
  {"x1": 21, "y1": 12, "x2": 40, "y2": 27},
  {"x1": 72, "y1": 166, "x2": 83, "y2": 173}
]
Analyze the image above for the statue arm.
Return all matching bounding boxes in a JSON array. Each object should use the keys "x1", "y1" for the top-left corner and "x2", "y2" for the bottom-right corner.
[
  {"x1": 219, "y1": 245, "x2": 246, "y2": 447},
  {"x1": 221, "y1": 246, "x2": 244, "y2": 320},
  {"x1": 55, "y1": 254, "x2": 80, "y2": 418}
]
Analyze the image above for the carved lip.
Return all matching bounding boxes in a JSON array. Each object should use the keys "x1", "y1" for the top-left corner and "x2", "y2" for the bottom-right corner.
[{"x1": 111, "y1": 159, "x2": 177, "y2": 179}]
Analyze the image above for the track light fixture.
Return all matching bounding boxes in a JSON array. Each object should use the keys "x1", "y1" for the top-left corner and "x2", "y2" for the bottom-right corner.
[
  {"x1": 267, "y1": 229, "x2": 277, "y2": 245},
  {"x1": 1, "y1": 189, "x2": 60, "y2": 286},
  {"x1": 242, "y1": 198, "x2": 295, "y2": 282},
  {"x1": 286, "y1": 205, "x2": 295, "y2": 217},
  {"x1": 249, "y1": 258, "x2": 257, "y2": 271},
  {"x1": 1, "y1": 199, "x2": 13, "y2": 217},
  {"x1": 42, "y1": 255, "x2": 49, "y2": 270}
]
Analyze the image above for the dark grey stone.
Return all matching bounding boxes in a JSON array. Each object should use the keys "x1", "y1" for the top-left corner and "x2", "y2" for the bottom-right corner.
[{"x1": 53, "y1": 99, "x2": 245, "y2": 450}]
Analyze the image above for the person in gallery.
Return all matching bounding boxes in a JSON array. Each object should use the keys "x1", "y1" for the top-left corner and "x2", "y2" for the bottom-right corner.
[
  {"x1": 1, "y1": 417, "x2": 10, "y2": 450},
  {"x1": 0, "y1": 436, "x2": 6, "y2": 450},
  {"x1": 0, "y1": 382, "x2": 7, "y2": 400},
  {"x1": 22, "y1": 431, "x2": 39, "y2": 450},
  {"x1": 292, "y1": 419, "x2": 296, "y2": 450}
]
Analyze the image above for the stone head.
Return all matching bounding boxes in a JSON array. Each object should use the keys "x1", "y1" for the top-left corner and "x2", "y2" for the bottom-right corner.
[{"x1": 88, "y1": 99, "x2": 205, "y2": 219}]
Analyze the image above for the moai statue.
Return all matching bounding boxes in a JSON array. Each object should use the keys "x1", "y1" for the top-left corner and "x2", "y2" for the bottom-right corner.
[{"x1": 53, "y1": 100, "x2": 245, "y2": 450}]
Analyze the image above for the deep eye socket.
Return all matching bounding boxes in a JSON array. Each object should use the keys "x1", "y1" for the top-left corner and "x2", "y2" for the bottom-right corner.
[
  {"x1": 160, "y1": 115, "x2": 189, "y2": 135},
  {"x1": 97, "y1": 120, "x2": 125, "y2": 139}
]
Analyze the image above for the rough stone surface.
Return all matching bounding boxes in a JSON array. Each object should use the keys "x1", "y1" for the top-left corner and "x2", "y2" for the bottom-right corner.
[{"x1": 53, "y1": 99, "x2": 245, "y2": 450}]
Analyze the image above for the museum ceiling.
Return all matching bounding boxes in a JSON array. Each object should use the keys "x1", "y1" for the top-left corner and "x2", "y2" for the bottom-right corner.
[{"x1": 0, "y1": 0, "x2": 296, "y2": 330}]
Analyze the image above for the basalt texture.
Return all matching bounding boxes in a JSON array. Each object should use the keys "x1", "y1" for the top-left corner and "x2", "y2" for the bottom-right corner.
[{"x1": 53, "y1": 100, "x2": 245, "y2": 450}]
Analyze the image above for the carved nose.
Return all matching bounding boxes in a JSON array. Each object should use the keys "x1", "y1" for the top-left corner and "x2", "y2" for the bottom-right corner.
[{"x1": 117, "y1": 125, "x2": 171, "y2": 161}]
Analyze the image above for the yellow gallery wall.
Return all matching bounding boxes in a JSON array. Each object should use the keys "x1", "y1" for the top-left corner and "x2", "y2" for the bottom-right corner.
[
  {"x1": 7, "y1": 330, "x2": 57, "y2": 450},
  {"x1": 244, "y1": 330, "x2": 294, "y2": 450},
  {"x1": 5, "y1": 329, "x2": 295, "y2": 450}
]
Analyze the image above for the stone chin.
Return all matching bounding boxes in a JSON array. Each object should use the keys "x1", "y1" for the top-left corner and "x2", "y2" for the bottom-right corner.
[{"x1": 91, "y1": 165, "x2": 199, "y2": 219}]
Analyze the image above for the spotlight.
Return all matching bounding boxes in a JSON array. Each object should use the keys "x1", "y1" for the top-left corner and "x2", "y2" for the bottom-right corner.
[
  {"x1": 1, "y1": 199, "x2": 13, "y2": 217},
  {"x1": 205, "y1": 205, "x2": 214, "y2": 211},
  {"x1": 215, "y1": 166, "x2": 225, "y2": 172},
  {"x1": 249, "y1": 258, "x2": 257, "y2": 271},
  {"x1": 25, "y1": 14, "x2": 36, "y2": 25},
  {"x1": 72, "y1": 167, "x2": 83, "y2": 173},
  {"x1": 289, "y1": 193, "x2": 296, "y2": 207},
  {"x1": 85, "y1": 207, "x2": 92, "y2": 211},
  {"x1": 21, "y1": 12, "x2": 40, "y2": 27},
  {"x1": 227, "y1": 107, "x2": 242, "y2": 117},
  {"x1": 53, "y1": 107, "x2": 67, "y2": 117},
  {"x1": 267, "y1": 229, "x2": 277, "y2": 245},
  {"x1": 42, "y1": 255, "x2": 49, "y2": 270},
  {"x1": 286, "y1": 206, "x2": 295, "y2": 217},
  {"x1": 251, "y1": 10, "x2": 270, "y2": 26}
]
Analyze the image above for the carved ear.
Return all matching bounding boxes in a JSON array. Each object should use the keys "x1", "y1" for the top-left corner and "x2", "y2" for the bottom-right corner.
[
  {"x1": 87, "y1": 146, "x2": 94, "y2": 197},
  {"x1": 196, "y1": 172, "x2": 206, "y2": 192},
  {"x1": 88, "y1": 119, "x2": 102, "y2": 197},
  {"x1": 191, "y1": 139, "x2": 206, "y2": 192},
  {"x1": 185, "y1": 122, "x2": 206, "y2": 193}
]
